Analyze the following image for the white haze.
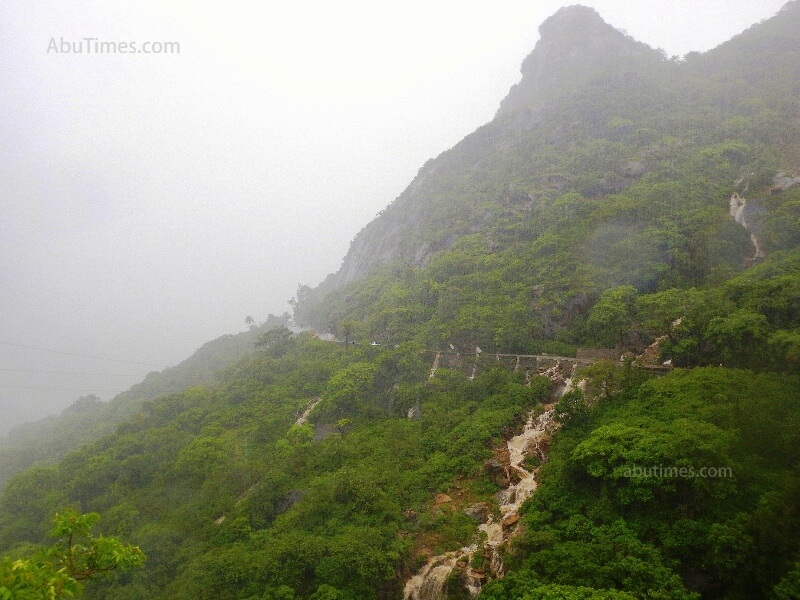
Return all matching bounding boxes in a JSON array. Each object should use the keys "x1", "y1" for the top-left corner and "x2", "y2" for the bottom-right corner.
[{"x1": 0, "y1": 0, "x2": 787, "y2": 433}]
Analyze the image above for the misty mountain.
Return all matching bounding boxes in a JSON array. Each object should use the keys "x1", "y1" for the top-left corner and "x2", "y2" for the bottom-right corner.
[
  {"x1": 0, "y1": 315, "x2": 290, "y2": 487},
  {"x1": 296, "y1": 2, "x2": 800, "y2": 345},
  {"x1": 1, "y1": 4, "x2": 799, "y2": 600}
]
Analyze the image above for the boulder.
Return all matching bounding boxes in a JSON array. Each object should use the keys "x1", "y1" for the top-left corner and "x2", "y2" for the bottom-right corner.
[
  {"x1": 772, "y1": 175, "x2": 800, "y2": 193},
  {"x1": 463, "y1": 502, "x2": 490, "y2": 523},
  {"x1": 623, "y1": 161, "x2": 646, "y2": 177}
]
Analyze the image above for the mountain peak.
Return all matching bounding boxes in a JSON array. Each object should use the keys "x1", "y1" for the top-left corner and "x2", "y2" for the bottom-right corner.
[
  {"x1": 540, "y1": 4, "x2": 608, "y2": 31},
  {"x1": 497, "y1": 4, "x2": 663, "y2": 117}
]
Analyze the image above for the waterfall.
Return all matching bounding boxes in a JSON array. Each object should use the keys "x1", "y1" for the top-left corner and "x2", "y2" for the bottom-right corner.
[
  {"x1": 403, "y1": 549, "x2": 481, "y2": 600},
  {"x1": 403, "y1": 394, "x2": 561, "y2": 599},
  {"x1": 729, "y1": 193, "x2": 764, "y2": 260},
  {"x1": 498, "y1": 411, "x2": 554, "y2": 522},
  {"x1": 294, "y1": 397, "x2": 322, "y2": 426},
  {"x1": 429, "y1": 353, "x2": 442, "y2": 379}
]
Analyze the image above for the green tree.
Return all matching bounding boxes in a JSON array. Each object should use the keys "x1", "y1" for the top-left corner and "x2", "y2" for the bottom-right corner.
[
  {"x1": 554, "y1": 389, "x2": 589, "y2": 426},
  {"x1": 308, "y1": 584, "x2": 348, "y2": 599},
  {"x1": 576, "y1": 360, "x2": 625, "y2": 401},
  {"x1": 0, "y1": 509, "x2": 145, "y2": 599},
  {"x1": 261, "y1": 585, "x2": 297, "y2": 600},
  {"x1": 255, "y1": 326, "x2": 295, "y2": 357},
  {"x1": 774, "y1": 562, "x2": 800, "y2": 600},
  {"x1": 338, "y1": 321, "x2": 360, "y2": 347},
  {"x1": 586, "y1": 286, "x2": 638, "y2": 347},
  {"x1": 316, "y1": 363, "x2": 379, "y2": 421},
  {"x1": 704, "y1": 309, "x2": 770, "y2": 368}
]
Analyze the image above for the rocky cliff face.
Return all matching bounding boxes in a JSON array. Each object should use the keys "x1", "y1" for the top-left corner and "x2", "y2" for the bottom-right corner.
[
  {"x1": 304, "y1": 1, "x2": 800, "y2": 310},
  {"x1": 315, "y1": 6, "x2": 664, "y2": 294},
  {"x1": 497, "y1": 5, "x2": 662, "y2": 117}
]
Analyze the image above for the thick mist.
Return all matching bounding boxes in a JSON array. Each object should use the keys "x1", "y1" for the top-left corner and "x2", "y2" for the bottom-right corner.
[{"x1": 0, "y1": 0, "x2": 786, "y2": 434}]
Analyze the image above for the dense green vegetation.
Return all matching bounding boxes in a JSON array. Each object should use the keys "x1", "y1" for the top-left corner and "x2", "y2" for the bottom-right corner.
[
  {"x1": 483, "y1": 367, "x2": 800, "y2": 599},
  {"x1": 295, "y1": 3, "x2": 800, "y2": 360},
  {"x1": 2, "y1": 3, "x2": 799, "y2": 599},
  {"x1": 0, "y1": 508, "x2": 145, "y2": 599},
  {"x1": 0, "y1": 314, "x2": 291, "y2": 487},
  {"x1": 1, "y1": 336, "x2": 797, "y2": 598},
  {"x1": 0, "y1": 336, "x2": 555, "y2": 598}
]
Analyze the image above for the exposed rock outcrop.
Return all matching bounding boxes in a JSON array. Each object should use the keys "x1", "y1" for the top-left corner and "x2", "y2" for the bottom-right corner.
[
  {"x1": 729, "y1": 192, "x2": 765, "y2": 262},
  {"x1": 772, "y1": 172, "x2": 800, "y2": 193},
  {"x1": 497, "y1": 6, "x2": 663, "y2": 117},
  {"x1": 307, "y1": 6, "x2": 666, "y2": 296}
]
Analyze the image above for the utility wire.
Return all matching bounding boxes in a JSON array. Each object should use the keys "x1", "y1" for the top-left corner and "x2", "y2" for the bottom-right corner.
[
  {"x1": 0, "y1": 385, "x2": 125, "y2": 393},
  {"x1": 0, "y1": 368, "x2": 141, "y2": 377},
  {"x1": 0, "y1": 341, "x2": 165, "y2": 368}
]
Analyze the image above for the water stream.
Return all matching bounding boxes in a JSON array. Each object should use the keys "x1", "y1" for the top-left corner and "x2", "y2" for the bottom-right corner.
[
  {"x1": 404, "y1": 367, "x2": 567, "y2": 599},
  {"x1": 294, "y1": 397, "x2": 322, "y2": 426},
  {"x1": 729, "y1": 193, "x2": 764, "y2": 260}
]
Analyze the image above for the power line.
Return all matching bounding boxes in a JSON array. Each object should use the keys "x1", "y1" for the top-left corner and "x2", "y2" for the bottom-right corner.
[
  {"x1": 0, "y1": 341, "x2": 165, "y2": 368},
  {"x1": 0, "y1": 385, "x2": 125, "y2": 393},
  {"x1": 0, "y1": 368, "x2": 141, "y2": 377}
]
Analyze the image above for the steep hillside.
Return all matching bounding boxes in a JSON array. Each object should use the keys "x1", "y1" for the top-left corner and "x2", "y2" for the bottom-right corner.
[
  {"x1": 296, "y1": 2, "x2": 800, "y2": 352},
  {"x1": 496, "y1": 5, "x2": 663, "y2": 116},
  {"x1": 2, "y1": 4, "x2": 800, "y2": 600},
  {"x1": 0, "y1": 315, "x2": 291, "y2": 487},
  {"x1": 0, "y1": 331, "x2": 798, "y2": 598}
]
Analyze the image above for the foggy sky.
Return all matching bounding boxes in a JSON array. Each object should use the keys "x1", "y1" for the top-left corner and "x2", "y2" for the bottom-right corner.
[{"x1": 0, "y1": 0, "x2": 787, "y2": 434}]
